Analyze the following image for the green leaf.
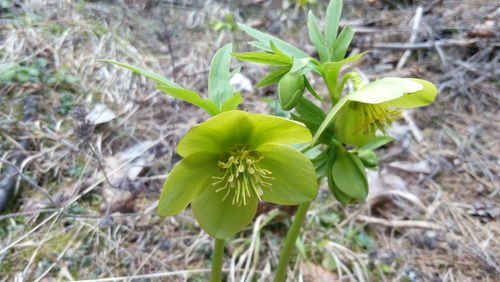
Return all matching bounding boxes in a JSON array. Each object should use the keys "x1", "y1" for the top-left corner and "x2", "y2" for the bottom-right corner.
[
  {"x1": 325, "y1": 0, "x2": 343, "y2": 51},
  {"x1": 290, "y1": 57, "x2": 317, "y2": 75},
  {"x1": 359, "y1": 136, "x2": 394, "y2": 150},
  {"x1": 158, "y1": 153, "x2": 219, "y2": 216},
  {"x1": 307, "y1": 11, "x2": 328, "y2": 62},
  {"x1": 349, "y1": 77, "x2": 423, "y2": 104},
  {"x1": 208, "y1": 43, "x2": 234, "y2": 107},
  {"x1": 255, "y1": 66, "x2": 291, "y2": 87},
  {"x1": 381, "y1": 78, "x2": 437, "y2": 108},
  {"x1": 330, "y1": 26, "x2": 355, "y2": 62},
  {"x1": 101, "y1": 59, "x2": 182, "y2": 88},
  {"x1": 292, "y1": 97, "x2": 332, "y2": 142},
  {"x1": 238, "y1": 23, "x2": 311, "y2": 59},
  {"x1": 312, "y1": 95, "x2": 349, "y2": 145},
  {"x1": 332, "y1": 148, "x2": 368, "y2": 200},
  {"x1": 192, "y1": 181, "x2": 258, "y2": 239},
  {"x1": 231, "y1": 52, "x2": 292, "y2": 66},
  {"x1": 327, "y1": 159, "x2": 355, "y2": 205},
  {"x1": 258, "y1": 144, "x2": 318, "y2": 204},
  {"x1": 221, "y1": 92, "x2": 242, "y2": 112},
  {"x1": 156, "y1": 85, "x2": 220, "y2": 116},
  {"x1": 316, "y1": 53, "x2": 365, "y2": 84},
  {"x1": 304, "y1": 76, "x2": 324, "y2": 102}
]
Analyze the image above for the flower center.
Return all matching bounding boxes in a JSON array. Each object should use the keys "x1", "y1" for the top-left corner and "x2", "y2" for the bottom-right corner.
[
  {"x1": 352, "y1": 102, "x2": 401, "y2": 135},
  {"x1": 212, "y1": 145, "x2": 274, "y2": 206}
]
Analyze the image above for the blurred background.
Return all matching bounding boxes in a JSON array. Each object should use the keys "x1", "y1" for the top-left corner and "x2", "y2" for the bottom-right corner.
[{"x1": 0, "y1": 0, "x2": 498, "y2": 281}]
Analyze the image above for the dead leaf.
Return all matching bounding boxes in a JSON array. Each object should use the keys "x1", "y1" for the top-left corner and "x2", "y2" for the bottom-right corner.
[{"x1": 86, "y1": 103, "x2": 117, "y2": 125}]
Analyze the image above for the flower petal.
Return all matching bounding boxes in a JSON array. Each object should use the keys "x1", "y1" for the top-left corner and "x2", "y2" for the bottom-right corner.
[
  {"x1": 191, "y1": 185, "x2": 258, "y2": 239},
  {"x1": 257, "y1": 144, "x2": 317, "y2": 204},
  {"x1": 246, "y1": 113, "x2": 312, "y2": 148},
  {"x1": 380, "y1": 78, "x2": 437, "y2": 108},
  {"x1": 157, "y1": 153, "x2": 219, "y2": 216},
  {"x1": 176, "y1": 110, "x2": 253, "y2": 157},
  {"x1": 333, "y1": 101, "x2": 375, "y2": 147},
  {"x1": 349, "y1": 77, "x2": 423, "y2": 104}
]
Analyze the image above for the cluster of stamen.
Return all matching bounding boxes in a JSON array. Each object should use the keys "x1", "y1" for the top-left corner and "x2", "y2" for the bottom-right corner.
[
  {"x1": 212, "y1": 146, "x2": 274, "y2": 206},
  {"x1": 352, "y1": 102, "x2": 401, "y2": 135}
]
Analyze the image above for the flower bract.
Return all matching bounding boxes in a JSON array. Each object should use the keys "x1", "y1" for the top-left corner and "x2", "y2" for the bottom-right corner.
[
  {"x1": 158, "y1": 110, "x2": 317, "y2": 239},
  {"x1": 334, "y1": 77, "x2": 437, "y2": 146}
]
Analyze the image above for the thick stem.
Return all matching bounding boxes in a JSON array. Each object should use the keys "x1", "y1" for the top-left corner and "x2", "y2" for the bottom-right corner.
[
  {"x1": 211, "y1": 238, "x2": 225, "y2": 282},
  {"x1": 274, "y1": 202, "x2": 311, "y2": 282}
]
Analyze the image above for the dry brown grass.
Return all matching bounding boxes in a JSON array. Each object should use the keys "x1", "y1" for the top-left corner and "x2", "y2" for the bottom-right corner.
[{"x1": 0, "y1": 0, "x2": 498, "y2": 281}]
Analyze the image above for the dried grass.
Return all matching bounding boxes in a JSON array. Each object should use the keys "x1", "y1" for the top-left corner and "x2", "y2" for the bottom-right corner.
[{"x1": 0, "y1": 0, "x2": 498, "y2": 281}]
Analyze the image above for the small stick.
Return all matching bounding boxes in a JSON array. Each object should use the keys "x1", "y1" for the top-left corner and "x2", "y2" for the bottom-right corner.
[
  {"x1": 356, "y1": 215, "x2": 444, "y2": 230},
  {"x1": 397, "y1": 6, "x2": 424, "y2": 70}
]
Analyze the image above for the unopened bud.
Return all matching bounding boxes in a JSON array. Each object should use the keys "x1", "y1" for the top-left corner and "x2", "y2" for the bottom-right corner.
[{"x1": 278, "y1": 72, "x2": 305, "y2": 110}]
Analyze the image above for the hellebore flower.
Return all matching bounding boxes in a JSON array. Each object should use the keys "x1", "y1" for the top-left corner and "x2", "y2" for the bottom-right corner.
[
  {"x1": 334, "y1": 77, "x2": 437, "y2": 146},
  {"x1": 158, "y1": 110, "x2": 317, "y2": 239}
]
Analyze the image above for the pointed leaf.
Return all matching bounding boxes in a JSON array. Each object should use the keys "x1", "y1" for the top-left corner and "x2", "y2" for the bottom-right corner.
[
  {"x1": 156, "y1": 85, "x2": 220, "y2": 116},
  {"x1": 221, "y1": 92, "x2": 242, "y2": 112},
  {"x1": 256, "y1": 66, "x2": 291, "y2": 87},
  {"x1": 238, "y1": 23, "x2": 310, "y2": 59},
  {"x1": 101, "y1": 59, "x2": 182, "y2": 88},
  {"x1": 359, "y1": 136, "x2": 394, "y2": 150},
  {"x1": 312, "y1": 95, "x2": 349, "y2": 145},
  {"x1": 232, "y1": 52, "x2": 292, "y2": 66},
  {"x1": 208, "y1": 43, "x2": 234, "y2": 107},
  {"x1": 308, "y1": 11, "x2": 329, "y2": 62},
  {"x1": 325, "y1": 0, "x2": 343, "y2": 50},
  {"x1": 330, "y1": 26, "x2": 355, "y2": 62}
]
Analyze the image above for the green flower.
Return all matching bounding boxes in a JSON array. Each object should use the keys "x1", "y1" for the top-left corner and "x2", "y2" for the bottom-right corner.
[
  {"x1": 158, "y1": 110, "x2": 317, "y2": 239},
  {"x1": 334, "y1": 77, "x2": 437, "y2": 146}
]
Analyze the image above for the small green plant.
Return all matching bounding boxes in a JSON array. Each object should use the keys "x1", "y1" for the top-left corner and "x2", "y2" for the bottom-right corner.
[
  {"x1": 103, "y1": 0, "x2": 437, "y2": 281},
  {"x1": 208, "y1": 13, "x2": 238, "y2": 33}
]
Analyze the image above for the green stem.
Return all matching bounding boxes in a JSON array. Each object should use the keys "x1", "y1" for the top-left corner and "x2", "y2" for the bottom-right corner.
[
  {"x1": 211, "y1": 238, "x2": 225, "y2": 282},
  {"x1": 274, "y1": 201, "x2": 311, "y2": 282}
]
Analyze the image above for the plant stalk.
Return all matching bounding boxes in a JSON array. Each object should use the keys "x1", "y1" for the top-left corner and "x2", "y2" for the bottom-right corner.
[
  {"x1": 273, "y1": 201, "x2": 311, "y2": 282},
  {"x1": 211, "y1": 238, "x2": 225, "y2": 282}
]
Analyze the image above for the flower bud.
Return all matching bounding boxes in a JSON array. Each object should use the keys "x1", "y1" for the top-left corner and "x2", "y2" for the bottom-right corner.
[
  {"x1": 278, "y1": 72, "x2": 305, "y2": 110},
  {"x1": 357, "y1": 149, "x2": 378, "y2": 168}
]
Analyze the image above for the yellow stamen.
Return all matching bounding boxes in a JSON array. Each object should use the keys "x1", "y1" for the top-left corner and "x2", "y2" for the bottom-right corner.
[{"x1": 211, "y1": 145, "x2": 274, "y2": 206}]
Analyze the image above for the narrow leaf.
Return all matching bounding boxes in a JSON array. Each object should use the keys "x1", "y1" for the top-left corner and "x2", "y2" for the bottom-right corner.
[
  {"x1": 221, "y1": 92, "x2": 242, "y2": 112},
  {"x1": 307, "y1": 11, "x2": 329, "y2": 62},
  {"x1": 325, "y1": 0, "x2": 343, "y2": 50},
  {"x1": 359, "y1": 136, "x2": 394, "y2": 151},
  {"x1": 256, "y1": 66, "x2": 291, "y2": 87},
  {"x1": 330, "y1": 26, "x2": 355, "y2": 62},
  {"x1": 208, "y1": 43, "x2": 234, "y2": 107},
  {"x1": 231, "y1": 52, "x2": 292, "y2": 66},
  {"x1": 157, "y1": 85, "x2": 220, "y2": 116},
  {"x1": 101, "y1": 59, "x2": 182, "y2": 88},
  {"x1": 238, "y1": 23, "x2": 310, "y2": 59},
  {"x1": 304, "y1": 76, "x2": 324, "y2": 102},
  {"x1": 312, "y1": 95, "x2": 350, "y2": 144}
]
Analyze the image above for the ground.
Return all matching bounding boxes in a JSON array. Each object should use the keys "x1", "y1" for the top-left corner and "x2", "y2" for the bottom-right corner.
[{"x1": 0, "y1": 0, "x2": 498, "y2": 281}]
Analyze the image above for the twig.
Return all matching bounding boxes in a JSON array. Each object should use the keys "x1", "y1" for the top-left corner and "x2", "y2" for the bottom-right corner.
[
  {"x1": 397, "y1": 6, "x2": 424, "y2": 70},
  {"x1": 371, "y1": 38, "x2": 487, "y2": 50},
  {"x1": 356, "y1": 215, "x2": 444, "y2": 230}
]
